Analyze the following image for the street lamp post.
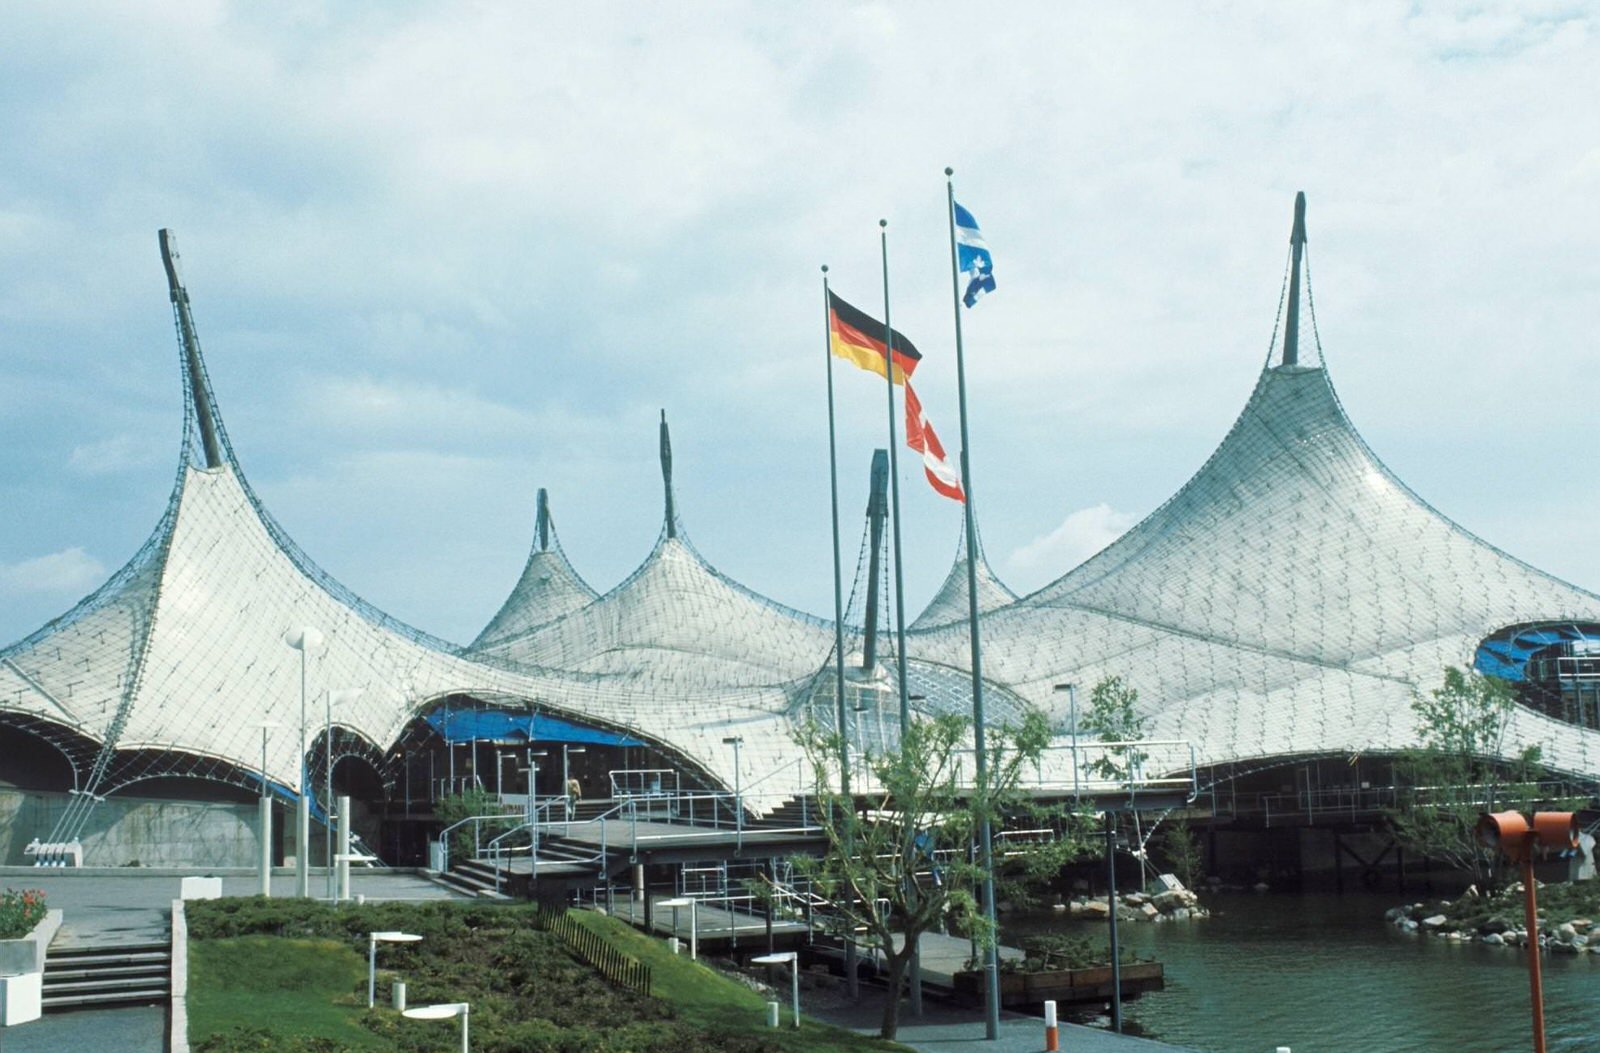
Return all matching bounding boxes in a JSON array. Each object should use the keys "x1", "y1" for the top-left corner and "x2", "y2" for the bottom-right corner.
[
  {"x1": 722, "y1": 737, "x2": 744, "y2": 851},
  {"x1": 659, "y1": 897, "x2": 697, "y2": 960},
  {"x1": 368, "y1": 931, "x2": 423, "y2": 1008},
  {"x1": 1053, "y1": 683, "x2": 1079, "y2": 800},
  {"x1": 283, "y1": 626, "x2": 326, "y2": 898},
  {"x1": 752, "y1": 951, "x2": 800, "y2": 1028},
  {"x1": 250, "y1": 721, "x2": 281, "y2": 897},
  {"x1": 1477, "y1": 810, "x2": 1579, "y2": 1053},
  {"x1": 403, "y1": 1002, "x2": 469, "y2": 1053}
]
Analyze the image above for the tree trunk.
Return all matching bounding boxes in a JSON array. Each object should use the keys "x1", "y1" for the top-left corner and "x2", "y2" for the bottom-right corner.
[{"x1": 879, "y1": 948, "x2": 910, "y2": 1039}]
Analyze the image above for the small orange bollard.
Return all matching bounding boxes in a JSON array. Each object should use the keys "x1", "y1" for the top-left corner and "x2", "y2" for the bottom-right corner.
[{"x1": 1044, "y1": 1000, "x2": 1059, "y2": 1051}]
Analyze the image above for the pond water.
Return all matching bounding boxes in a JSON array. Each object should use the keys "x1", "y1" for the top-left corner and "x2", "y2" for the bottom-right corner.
[{"x1": 1005, "y1": 891, "x2": 1598, "y2": 1053}]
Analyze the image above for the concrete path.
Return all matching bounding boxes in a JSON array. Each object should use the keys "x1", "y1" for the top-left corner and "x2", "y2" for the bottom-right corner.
[{"x1": 814, "y1": 1000, "x2": 1203, "y2": 1053}]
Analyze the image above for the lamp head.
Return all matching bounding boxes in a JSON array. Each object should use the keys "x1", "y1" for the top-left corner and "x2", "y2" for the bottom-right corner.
[
  {"x1": 1477, "y1": 811, "x2": 1579, "y2": 862},
  {"x1": 283, "y1": 626, "x2": 326, "y2": 653}
]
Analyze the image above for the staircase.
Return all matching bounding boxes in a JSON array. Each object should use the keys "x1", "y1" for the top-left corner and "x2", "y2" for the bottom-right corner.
[
  {"x1": 433, "y1": 857, "x2": 514, "y2": 899},
  {"x1": 42, "y1": 941, "x2": 170, "y2": 1011},
  {"x1": 757, "y1": 795, "x2": 822, "y2": 829}
]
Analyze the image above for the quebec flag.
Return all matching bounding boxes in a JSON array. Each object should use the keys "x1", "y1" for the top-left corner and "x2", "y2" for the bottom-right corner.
[{"x1": 954, "y1": 201, "x2": 996, "y2": 307}]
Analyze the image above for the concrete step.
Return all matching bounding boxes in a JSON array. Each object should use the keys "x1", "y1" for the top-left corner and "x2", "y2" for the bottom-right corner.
[{"x1": 41, "y1": 941, "x2": 171, "y2": 1012}]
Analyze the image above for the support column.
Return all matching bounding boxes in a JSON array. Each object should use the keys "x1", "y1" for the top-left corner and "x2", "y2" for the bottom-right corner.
[
  {"x1": 259, "y1": 797, "x2": 273, "y2": 897},
  {"x1": 337, "y1": 795, "x2": 352, "y2": 902},
  {"x1": 296, "y1": 795, "x2": 311, "y2": 898}
]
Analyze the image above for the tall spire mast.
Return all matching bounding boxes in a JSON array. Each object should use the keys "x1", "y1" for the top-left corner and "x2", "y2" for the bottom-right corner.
[
  {"x1": 861, "y1": 449, "x2": 889, "y2": 671},
  {"x1": 158, "y1": 229, "x2": 224, "y2": 469},
  {"x1": 659, "y1": 410, "x2": 677, "y2": 539},
  {"x1": 1282, "y1": 191, "x2": 1308, "y2": 367},
  {"x1": 535, "y1": 488, "x2": 551, "y2": 552}
]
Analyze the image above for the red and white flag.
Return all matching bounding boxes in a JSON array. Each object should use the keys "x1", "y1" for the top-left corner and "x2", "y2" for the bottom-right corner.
[{"x1": 904, "y1": 383, "x2": 965, "y2": 503}]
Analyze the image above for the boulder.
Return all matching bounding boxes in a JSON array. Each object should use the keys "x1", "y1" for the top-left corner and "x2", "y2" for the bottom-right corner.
[
  {"x1": 1152, "y1": 890, "x2": 1187, "y2": 912},
  {"x1": 1482, "y1": 933, "x2": 1505, "y2": 946},
  {"x1": 1140, "y1": 903, "x2": 1159, "y2": 921},
  {"x1": 1421, "y1": 915, "x2": 1448, "y2": 930}
]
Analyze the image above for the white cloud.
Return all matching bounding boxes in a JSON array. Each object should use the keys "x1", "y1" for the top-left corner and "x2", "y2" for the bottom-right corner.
[
  {"x1": 68, "y1": 435, "x2": 159, "y2": 475},
  {"x1": 4, "y1": 4, "x2": 1600, "y2": 643},
  {"x1": 1007, "y1": 505, "x2": 1138, "y2": 587},
  {"x1": 0, "y1": 548, "x2": 106, "y2": 596}
]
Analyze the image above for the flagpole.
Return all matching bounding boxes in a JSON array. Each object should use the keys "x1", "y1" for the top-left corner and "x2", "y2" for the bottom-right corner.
[
  {"x1": 878, "y1": 219, "x2": 913, "y2": 735},
  {"x1": 822, "y1": 264, "x2": 860, "y2": 1001},
  {"x1": 946, "y1": 167, "x2": 1000, "y2": 1040}
]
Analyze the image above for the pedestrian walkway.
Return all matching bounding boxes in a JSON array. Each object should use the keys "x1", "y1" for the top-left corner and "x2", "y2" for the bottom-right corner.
[{"x1": 813, "y1": 1000, "x2": 1203, "y2": 1053}]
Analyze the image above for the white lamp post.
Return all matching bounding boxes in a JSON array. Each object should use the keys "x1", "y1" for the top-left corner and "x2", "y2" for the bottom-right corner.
[
  {"x1": 721, "y1": 736, "x2": 744, "y2": 850},
  {"x1": 368, "y1": 931, "x2": 423, "y2": 1008},
  {"x1": 658, "y1": 897, "x2": 697, "y2": 960},
  {"x1": 283, "y1": 626, "x2": 326, "y2": 898},
  {"x1": 250, "y1": 721, "x2": 281, "y2": 897},
  {"x1": 324, "y1": 687, "x2": 364, "y2": 900},
  {"x1": 403, "y1": 1001, "x2": 469, "y2": 1053},
  {"x1": 752, "y1": 951, "x2": 800, "y2": 1028}
]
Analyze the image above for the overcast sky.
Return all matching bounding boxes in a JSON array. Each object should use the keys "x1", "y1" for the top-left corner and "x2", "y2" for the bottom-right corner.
[{"x1": 3, "y1": 3, "x2": 1599, "y2": 649}]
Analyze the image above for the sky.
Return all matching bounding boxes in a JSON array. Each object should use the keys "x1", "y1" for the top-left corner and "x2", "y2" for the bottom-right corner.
[{"x1": 3, "y1": 2, "x2": 1600, "y2": 650}]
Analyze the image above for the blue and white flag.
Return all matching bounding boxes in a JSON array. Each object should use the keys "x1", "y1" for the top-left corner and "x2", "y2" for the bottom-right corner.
[{"x1": 954, "y1": 201, "x2": 996, "y2": 307}]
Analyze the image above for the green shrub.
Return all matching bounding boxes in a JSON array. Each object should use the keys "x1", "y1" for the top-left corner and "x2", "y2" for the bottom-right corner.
[{"x1": 0, "y1": 889, "x2": 47, "y2": 939}]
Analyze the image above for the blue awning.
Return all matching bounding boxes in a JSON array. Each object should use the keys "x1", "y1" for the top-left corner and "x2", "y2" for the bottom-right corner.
[{"x1": 423, "y1": 709, "x2": 644, "y2": 748}]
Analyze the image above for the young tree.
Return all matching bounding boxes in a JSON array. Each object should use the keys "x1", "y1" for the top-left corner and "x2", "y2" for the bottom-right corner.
[
  {"x1": 1081, "y1": 676, "x2": 1150, "y2": 783},
  {"x1": 792, "y1": 709, "x2": 1087, "y2": 1040},
  {"x1": 1387, "y1": 666, "x2": 1548, "y2": 889}
]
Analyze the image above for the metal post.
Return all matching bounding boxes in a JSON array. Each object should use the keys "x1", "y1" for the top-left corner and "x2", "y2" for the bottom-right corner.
[
  {"x1": 298, "y1": 647, "x2": 310, "y2": 897},
  {"x1": 723, "y1": 737, "x2": 744, "y2": 852},
  {"x1": 820, "y1": 267, "x2": 858, "y2": 1000},
  {"x1": 1522, "y1": 849, "x2": 1547, "y2": 1053},
  {"x1": 877, "y1": 219, "x2": 913, "y2": 736},
  {"x1": 325, "y1": 689, "x2": 334, "y2": 902},
  {"x1": 1106, "y1": 811, "x2": 1123, "y2": 1033}
]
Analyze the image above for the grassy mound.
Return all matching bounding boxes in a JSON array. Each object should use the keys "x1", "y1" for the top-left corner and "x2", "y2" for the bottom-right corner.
[{"x1": 186, "y1": 898, "x2": 902, "y2": 1052}]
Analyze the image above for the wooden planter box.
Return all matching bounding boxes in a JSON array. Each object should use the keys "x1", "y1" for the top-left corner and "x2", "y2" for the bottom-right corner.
[{"x1": 953, "y1": 960, "x2": 1164, "y2": 1007}]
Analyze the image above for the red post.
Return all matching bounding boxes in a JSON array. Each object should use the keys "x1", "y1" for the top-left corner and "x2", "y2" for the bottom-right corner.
[{"x1": 1521, "y1": 848, "x2": 1545, "y2": 1053}]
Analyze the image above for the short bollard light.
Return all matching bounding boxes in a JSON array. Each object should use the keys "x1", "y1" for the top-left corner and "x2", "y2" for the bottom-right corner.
[
  {"x1": 392, "y1": 980, "x2": 407, "y2": 1012},
  {"x1": 1043, "y1": 999, "x2": 1058, "y2": 1051},
  {"x1": 752, "y1": 951, "x2": 799, "y2": 1029},
  {"x1": 368, "y1": 931, "x2": 423, "y2": 1008},
  {"x1": 403, "y1": 1001, "x2": 470, "y2": 1053},
  {"x1": 766, "y1": 1001, "x2": 780, "y2": 1028},
  {"x1": 659, "y1": 898, "x2": 697, "y2": 960},
  {"x1": 1476, "y1": 810, "x2": 1579, "y2": 1053}
]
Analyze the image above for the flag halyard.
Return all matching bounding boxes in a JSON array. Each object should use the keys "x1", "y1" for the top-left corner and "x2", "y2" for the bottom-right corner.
[
  {"x1": 905, "y1": 382, "x2": 965, "y2": 503},
  {"x1": 954, "y1": 201, "x2": 995, "y2": 308},
  {"x1": 828, "y1": 290, "x2": 922, "y2": 384}
]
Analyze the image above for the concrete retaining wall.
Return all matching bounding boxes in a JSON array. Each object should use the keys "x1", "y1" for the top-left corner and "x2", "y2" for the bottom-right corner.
[{"x1": 0, "y1": 790, "x2": 260, "y2": 868}]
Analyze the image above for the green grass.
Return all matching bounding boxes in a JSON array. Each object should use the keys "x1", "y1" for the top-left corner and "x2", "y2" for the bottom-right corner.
[
  {"x1": 568, "y1": 910, "x2": 906, "y2": 1053},
  {"x1": 188, "y1": 936, "x2": 386, "y2": 1050},
  {"x1": 185, "y1": 898, "x2": 910, "y2": 1052}
]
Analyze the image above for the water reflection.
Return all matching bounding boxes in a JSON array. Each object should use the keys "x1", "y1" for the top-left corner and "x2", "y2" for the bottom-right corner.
[{"x1": 1005, "y1": 891, "x2": 1597, "y2": 1053}]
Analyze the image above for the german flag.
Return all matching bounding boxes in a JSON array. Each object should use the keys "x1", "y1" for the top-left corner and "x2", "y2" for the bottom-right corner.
[{"x1": 828, "y1": 291, "x2": 921, "y2": 385}]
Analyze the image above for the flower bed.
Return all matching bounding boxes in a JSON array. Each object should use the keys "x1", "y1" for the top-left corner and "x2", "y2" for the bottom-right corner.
[{"x1": 0, "y1": 889, "x2": 46, "y2": 941}]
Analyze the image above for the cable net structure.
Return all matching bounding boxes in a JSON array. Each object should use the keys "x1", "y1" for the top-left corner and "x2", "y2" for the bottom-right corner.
[
  {"x1": 909, "y1": 225, "x2": 1600, "y2": 781},
  {"x1": 6, "y1": 201, "x2": 1600, "y2": 862}
]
